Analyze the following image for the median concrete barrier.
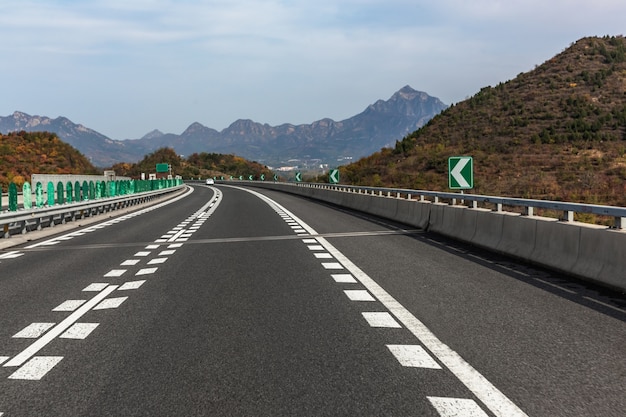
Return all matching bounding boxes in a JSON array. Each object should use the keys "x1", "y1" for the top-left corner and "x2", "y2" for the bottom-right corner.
[{"x1": 246, "y1": 182, "x2": 626, "y2": 291}]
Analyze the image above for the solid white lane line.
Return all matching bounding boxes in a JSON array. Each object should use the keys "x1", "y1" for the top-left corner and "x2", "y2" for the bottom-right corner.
[
  {"x1": 362, "y1": 312, "x2": 402, "y2": 328},
  {"x1": 60, "y1": 323, "x2": 99, "y2": 339},
  {"x1": 13, "y1": 323, "x2": 55, "y2": 339},
  {"x1": 237, "y1": 187, "x2": 528, "y2": 417},
  {"x1": 93, "y1": 297, "x2": 127, "y2": 310},
  {"x1": 4, "y1": 285, "x2": 118, "y2": 367},
  {"x1": 0, "y1": 357, "x2": 9, "y2": 365},
  {"x1": 324, "y1": 240, "x2": 528, "y2": 417},
  {"x1": 53, "y1": 300, "x2": 86, "y2": 312},
  {"x1": 427, "y1": 397, "x2": 489, "y2": 417},
  {"x1": 136, "y1": 267, "x2": 158, "y2": 276},
  {"x1": 8, "y1": 356, "x2": 64, "y2": 381},
  {"x1": 331, "y1": 274, "x2": 357, "y2": 283},
  {"x1": 344, "y1": 290, "x2": 376, "y2": 301},
  {"x1": 387, "y1": 345, "x2": 441, "y2": 369}
]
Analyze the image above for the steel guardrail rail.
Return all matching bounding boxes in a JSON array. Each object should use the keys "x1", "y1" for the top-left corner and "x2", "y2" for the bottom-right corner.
[
  {"x1": 216, "y1": 180, "x2": 626, "y2": 229},
  {"x1": 0, "y1": 185, "x2": 185, "y2": 238}
]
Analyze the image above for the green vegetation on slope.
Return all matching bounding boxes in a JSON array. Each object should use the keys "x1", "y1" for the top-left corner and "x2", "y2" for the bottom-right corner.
[
  {"x1": 0, "y1": 131, "x2": 99, "y2": 189},
  {"x1": 110, "y1": 147, "x2": 274, "y2": 180},
  {"x1": 342, "y1": 36, "x2": 626, "y2": 207}
]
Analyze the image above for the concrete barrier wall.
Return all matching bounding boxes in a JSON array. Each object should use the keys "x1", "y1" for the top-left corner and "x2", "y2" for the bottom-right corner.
[{"x1": 248, "y1": 183, "x2": 626, "y2": 291}]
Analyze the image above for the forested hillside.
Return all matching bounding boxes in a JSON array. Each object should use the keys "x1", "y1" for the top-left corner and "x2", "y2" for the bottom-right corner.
[
  {"x1": 342, "y1": 36, "x2": 626, "y2": 207},
  {"x1": 0, "y1": 131, "x2": 98, "y2": 189}
]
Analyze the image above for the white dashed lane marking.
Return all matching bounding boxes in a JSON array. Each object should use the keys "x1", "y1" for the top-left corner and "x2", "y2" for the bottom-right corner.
[
  {"x1": 428, "y1": 397, "x2": 490, "y2": 417},
  {"x1": 8, "y1": 356, "x2": 64, "y2": 381},
  {"x1": 93, "y1": 297, "x2": 127, "y2": 310},
  {"x1": 362, "y1": 312, "x2": 402, "y2": 328},
  {"x1": 136, "y1": 267, "x2": 158, "y2": 276},
  {"x1": 344, "y1": 290, "x2": 376, "y2": 302},
  {"x1": 387, "y1": 345, "x2": 442, "y2": 369},
  {"x1": 121, "y1": 259, "x2": 140, "y2": 266},
  {"x1": 4, "y1": 285, "x2": 118, "y2": 368},
  {"x1": 240, "y1": 186, "x2": 527, "y2": 417},
  {"x1": 104, "y1": 269, "x2": 126, "y2": 278},
  {"x1": 331, "y1": 274, "x2": 357, "y2": 283},
  {"x1": 60, "y1": 323, "x2": 99, "y2": 340},
  {"x1": 118, "y1": 280, "x2": 146, "y2": 290},
  {"x1": 83, "y1": 283, "x2": 109, "y2": 292},
  {"x1": 53, "y1": 300, "x2": 86, "y2": 312},
  {"x1": 13, "y1": 323, "x2": 55, "y2": 339}
]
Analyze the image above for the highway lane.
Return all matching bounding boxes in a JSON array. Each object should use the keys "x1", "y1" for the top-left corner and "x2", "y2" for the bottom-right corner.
[{"x1": 0, "y1": 183, "x2": 624, "y2": 416}]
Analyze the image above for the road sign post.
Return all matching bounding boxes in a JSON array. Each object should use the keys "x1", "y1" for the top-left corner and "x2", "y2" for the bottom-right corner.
[{"x1": 448, "y1": 156, "x2": 473, "y2": 190}]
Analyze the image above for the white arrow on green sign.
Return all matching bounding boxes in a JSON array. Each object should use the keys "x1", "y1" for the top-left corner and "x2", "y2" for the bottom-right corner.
[
  {"x1": 295, "y1": 172, "x2": 302, "y2": 182},
  {"x1": 329, "y1": 169, "x2": 339, "y2": 184},
  {"x1": 448, "y1": 156, "x2": 473, "y2": 189}
]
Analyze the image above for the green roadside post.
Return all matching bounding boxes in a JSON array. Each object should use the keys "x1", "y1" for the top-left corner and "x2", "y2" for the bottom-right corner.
[
  {"x1": 57, "y1": 182, "x2": 64, "y2": 205},
  {"x1": 82, "y1": 181, "x2": 89, "y2": 200},
  {"x1": 35, "y1": 182, "x2": 44, "y2": 208},
  {"x1": 74, "y1": 181, "x2": 81, "y2": 202},
  {"x1": 47, "y1": 182, "x2": 55, "y2": 206},
  {"x1": 22, "y1": 182, "x2": 32, "y2": 210},
  {"x1": 66, "y1": 182, "x2": 73, "y2": 203},
  {"x1": 8, "y1": 183, "x2": 18, "y2": 211}
]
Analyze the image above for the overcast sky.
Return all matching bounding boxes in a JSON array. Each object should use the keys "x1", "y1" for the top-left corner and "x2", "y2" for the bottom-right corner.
[{"x1": 1, "y1": 0, "x2": 624, "y2": 139}]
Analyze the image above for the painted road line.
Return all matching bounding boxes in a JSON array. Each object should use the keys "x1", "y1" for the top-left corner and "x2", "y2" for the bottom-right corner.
[
  {"x1": 0, "y1": 357, "x2": 9, "y2": 365},
  {"x1": 167, "y1": 243, "x2": 183, "y2": 248},
  {"x1": 387, "y1": 345, "x2": 442, "y2": 369},
  {"x1": 8, "y1": 356, "x2": 64, "y2": 381},
  {"x1": 344, "y1": 290, "x2": 376, "y2": 302},
  {"x1": 362, "y1": 312, "x2": 402, "y2": 328},
  {"x1": 331, "y1": 274, "x2": 357, "y2": 283},
  {"x1": 427, "y1": 397, "x2": 489, "y2": 417},
  {"x1": 307, "y1": 245, "x2": 325, "y2": 251},
  {"x1": 314, "y1": 253, "x2": 333, "y2": 259},
  {"x1": 118, "y1": 280, "x2": 146, "y2": 290},
  {"x1": 4, "y1": 285, "x2": 118, "y2": 368},
  {"x1": 93, "y1": 297, "x2": 127, "y2": 310},
  {"x1": 0, "y1": 251, "x2": 24, "y2": 259},
  {"x1": 145, "y1": 244, "x2": 160, "y2": 249},
  {"x1": 60, "y1": 323, "x2": 99, "y2": 339},
  {"x1": 83, "y1": 283, "x2": 109, "y2": 292},
  {"x1": 322, "y1": 262, "x2": 343, "y2": 270},
  {"x1": 136, "y1": 267, "x2": 158, "y2": 276},
  {"x1": 238, "y1": 187, "x2": 528, "y2": 417},
  {"x1": 302, "y1": 239, "x2": 317, "y2": 244},
  {"x1": 167, "y1": 229, "x2": 187, "y2": 242},
  {"x1": 134, "y1": 251, "x2": 151, "y2": 257},
  {"x1": 158, "y1": 250, "x2": 176, "y2": 256},
  {"x1": 104, "y1": 269, "x2": 127, "y2": 278},
  {"x1": 147, "y1": 258, "x2": 167, "y2": 265},
  {"x1": 121, "y1": 259, "x2": 140, "y2": 266},
  {"x1": 13, "y1": 323, "x2": 56, "y2": 339},
  {"x1": 53, "y1": 300, "x2": 86, "y2": 312}
]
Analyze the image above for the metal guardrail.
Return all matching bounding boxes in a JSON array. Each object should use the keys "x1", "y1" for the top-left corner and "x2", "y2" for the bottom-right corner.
[
  {"x1": 0, "y1": 185, "x2": 185, "y2": 238},
  {"x1": 231, "y1": 181, "x2": 626, "y2": 230}
]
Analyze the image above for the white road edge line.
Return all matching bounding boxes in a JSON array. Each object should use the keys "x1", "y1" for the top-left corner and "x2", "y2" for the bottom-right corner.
[
  {"x1": 3, "y1": 285, "x2": 118, "y2": 368},
  {"x1": 235, "y1": 186, "x2": 528, "y2": 417}
]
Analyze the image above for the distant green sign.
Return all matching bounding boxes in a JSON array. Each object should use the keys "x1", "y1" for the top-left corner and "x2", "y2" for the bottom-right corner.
[
  {"x1": 329, "y1": 169, "x2": 339, "y2": 184},
  {"x1": 156, "y1": 163, "x2": 169, "y2": 173},
  {"x1": 295, "y1": 172, "x2": 302, "y2": 182}
]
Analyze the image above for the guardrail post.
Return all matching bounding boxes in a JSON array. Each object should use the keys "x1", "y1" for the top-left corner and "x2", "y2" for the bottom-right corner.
[
  {"x1": 47, "y1": 182, "x2": 55, "y2": 206},
  {"x1": 561, "y1": 210, "x2": 574, "y2": 222},
  {"x1": 615, "y1": 217, "x2": 625, "y2": 230},
  {"x1": 56, "y1": 182, "x2": 64, "y2": 205},
  {"x1": 524, "y1": 206, "x2": 534, "y2": 217}
]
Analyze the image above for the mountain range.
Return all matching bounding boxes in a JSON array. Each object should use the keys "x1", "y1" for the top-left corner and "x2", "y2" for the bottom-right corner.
[{"x1": 0, "y1": 86, "x2": 447, "y2": 168}]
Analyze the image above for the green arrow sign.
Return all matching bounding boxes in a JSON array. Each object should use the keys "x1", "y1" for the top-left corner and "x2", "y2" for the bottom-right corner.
[
  {"x1": 248, "y1": 175, "x2": 254, "y2": 181},
  {"x1": 295, "y1": 172, "x2": 302, "y2": 182},
  {"x1": 448, "y1": 156, "x2": 473, "y2": 189},
  {"x1": 329, "y1": 169, "x2": 339, "y2": 184},
  {"x1": 260, "y1": 174, "x2": 265, "y2": 181},
  {"x1": 273, "y1": 174, "x2": 278, "y2": 181}
]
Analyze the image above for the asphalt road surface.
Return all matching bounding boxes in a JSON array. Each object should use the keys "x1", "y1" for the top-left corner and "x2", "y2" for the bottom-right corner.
[{"x1": 0, "y1": 184, "x2": 624, "y2": 416}]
